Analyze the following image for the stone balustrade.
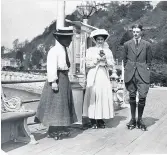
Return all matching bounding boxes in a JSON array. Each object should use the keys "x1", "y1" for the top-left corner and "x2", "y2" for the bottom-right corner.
[{"x1": 1, "y1": 71, "x2": 46, "y2": 94}]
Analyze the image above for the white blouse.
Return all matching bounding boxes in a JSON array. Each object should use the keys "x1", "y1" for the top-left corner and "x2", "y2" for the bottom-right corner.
[
  {"x1": 47, "y1": 41, "x2": 69, "y2": 82},
  {"x1": 86, "y1": 46, "x2": 115, "y2": 70}
]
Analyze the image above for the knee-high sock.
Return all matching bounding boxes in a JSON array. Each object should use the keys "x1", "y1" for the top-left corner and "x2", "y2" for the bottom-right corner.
[
  {"x1": 138, "y1": 98, "x2": 146, "y2": 120},
  {"x1": 129, "y1": 97, "x2": 136, "y2": 120}
]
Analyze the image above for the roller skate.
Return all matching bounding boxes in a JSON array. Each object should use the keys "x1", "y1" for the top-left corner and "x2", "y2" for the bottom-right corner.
[
  {"x1": 126, "y1": 119, "x2": 136, "y2": 130},
  {"x1": 97, "y1": 120, "x2": 105, "y2": 129},
  {"x1": 47, "y1": 132, "x2": 57, "y2": 138},
  {"x1": 53, "y1": 130, "x2": 71, "y2": 140},
  {"x1": 90, "y1": 119, "x2": 98, "y2": 129},
  {"x1": 137, "y1": 119, "x2": 147, "y2": 131},
  {"x1": 91, "y1": 124, "x2": 98, "y2": 129}
]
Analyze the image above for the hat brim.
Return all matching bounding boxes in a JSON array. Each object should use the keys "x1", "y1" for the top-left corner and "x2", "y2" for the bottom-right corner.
[
  {"x1": 53, "y1": 32, "x2": 74, "y2": 36},
  {"x1": 92, "y1": 35, "x2": 109, "y2": 44}
]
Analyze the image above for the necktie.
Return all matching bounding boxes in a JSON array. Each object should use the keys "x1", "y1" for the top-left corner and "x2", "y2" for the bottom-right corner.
[
  {"x1": 136, "y1": 39, "x2": 139, "y2": 46},
  {"x1": 64, "y1": 47, "x2": 70, "y2": 68}
]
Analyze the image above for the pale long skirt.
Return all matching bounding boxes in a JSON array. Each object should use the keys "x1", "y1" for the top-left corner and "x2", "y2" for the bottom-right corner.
[{"x1": 83, "y1": 66, "x2": 114, "y2": 119}]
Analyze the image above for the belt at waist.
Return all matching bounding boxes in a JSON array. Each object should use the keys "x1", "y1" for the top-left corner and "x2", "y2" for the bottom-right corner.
[{"x1": 57, "y1": 70, "x2": 69, "y2": 75}]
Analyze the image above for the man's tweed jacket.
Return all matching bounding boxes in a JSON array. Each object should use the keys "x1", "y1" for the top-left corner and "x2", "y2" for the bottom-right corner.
[{"x1": 123, "y1": 39, "x2": 152, "y2": 83}]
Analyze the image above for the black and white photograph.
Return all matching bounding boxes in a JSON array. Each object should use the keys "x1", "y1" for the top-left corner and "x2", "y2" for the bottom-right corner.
[{"x1": 1, "y1": 0, "x2": 167, "y2": 155}]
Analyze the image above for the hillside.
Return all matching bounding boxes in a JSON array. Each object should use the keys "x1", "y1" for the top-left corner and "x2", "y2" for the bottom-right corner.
[{"x1": 1, "y1": 1, "x2": 167, "y2": 85}]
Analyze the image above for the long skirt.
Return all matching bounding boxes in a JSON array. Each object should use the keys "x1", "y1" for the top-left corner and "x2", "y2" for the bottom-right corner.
[
  {"x1": 35, "y1": 71, "x2": 77, "y2": 127},
  {"x1": 83, "y1": 67, "x2": 114, "y2": 119}
]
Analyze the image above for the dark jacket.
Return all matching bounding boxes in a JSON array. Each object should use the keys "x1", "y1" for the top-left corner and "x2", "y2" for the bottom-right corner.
[{"x1": 123, "y1": 39, "x2": 152, "y2": 83}]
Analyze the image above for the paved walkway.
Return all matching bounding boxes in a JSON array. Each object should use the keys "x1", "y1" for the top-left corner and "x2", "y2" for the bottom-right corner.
[{"x1": 2, "y1": 88, "x2": 167, "y2": 155}]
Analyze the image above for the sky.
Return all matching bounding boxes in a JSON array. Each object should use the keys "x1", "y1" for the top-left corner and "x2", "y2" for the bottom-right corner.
[
  {"x1": 1, "y1": 0, "x2": 160, "y2": 49},
  {"x1": 1, "y1": 0, "x2": 82, "y2": 49}
]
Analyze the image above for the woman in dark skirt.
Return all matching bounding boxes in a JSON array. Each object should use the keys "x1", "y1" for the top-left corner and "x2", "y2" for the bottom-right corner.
[{"x1": 34, "y1": 26, "x2": 77, "y2": 140}]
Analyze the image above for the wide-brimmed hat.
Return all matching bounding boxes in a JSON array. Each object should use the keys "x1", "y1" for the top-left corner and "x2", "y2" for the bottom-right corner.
[
  {"x1": 53, "y1": 26, "x2": 74, "y2": 36},
  {"x1": 90, "y1": 29, "x2": 109, "y2": 42}
]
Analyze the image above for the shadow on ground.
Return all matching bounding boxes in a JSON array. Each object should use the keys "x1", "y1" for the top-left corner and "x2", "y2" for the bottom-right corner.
[
  {"x1": 33, "y1": 124, "x2": 85, "y2": 141},
  {"x1": 105, "y1": 115, "x2": 127, "y2": 128},
  {"x1": 2, "y1": 141, "x2": 28, "y2": 152},
  {"x1": 143, "y1": 117, "x2": 159, "y2": 127}
]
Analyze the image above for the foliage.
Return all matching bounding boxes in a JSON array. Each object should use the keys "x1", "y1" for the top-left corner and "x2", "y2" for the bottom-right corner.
[
  {"x1": 1, "y1": 46, "x2": 5, "y2": 55},
  {"x1": 31, "y1": 50, "x2": 43, "y2": 69},
  {"x1": 1, "y1": 1, "x2": 167, "y2": 84},
  {"x1": 16, "y1": 50, "x2": 23, "y2": 64},
  {"x1": 156, "y1": 1, "x2": 167, "y2": 11},
  {"x1": 126, "y1": 1, "x2": 153, "y2": 21},
  {"x1": 150, "y1": 71, "x2": 167, "y2": 86}
]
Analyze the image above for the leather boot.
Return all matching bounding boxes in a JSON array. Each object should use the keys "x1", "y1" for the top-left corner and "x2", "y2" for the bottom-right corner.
[
  {"x1": 129, "y1": 96, "x2": 136, "y2": 120},
  {"x1": 137, "y1": 98, "x2": 147, "y2": 131},
  {"x1": 138, "y1": 98, "x2": 146, "y2": 120}
]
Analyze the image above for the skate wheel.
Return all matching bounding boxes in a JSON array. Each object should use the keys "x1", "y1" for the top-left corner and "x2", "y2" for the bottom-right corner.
[
  {"x1": 127, "y1": 125, "x2": 130, "y2": 129},
  {"x1": 141, "y1": 128, "x2": 147, "y2": 131},
  {"x1": 47, "y1": 133, "x2": 55, "y2": 138},
  {"x1": 92, "y1": 125, "x2": 98, "y2": 129},
  {"x1": 54, "y1": 136, "x2": 60, "y2": 140},
  {"x1": 47, "y1": 135, "x2": 51, "y2": 138}
]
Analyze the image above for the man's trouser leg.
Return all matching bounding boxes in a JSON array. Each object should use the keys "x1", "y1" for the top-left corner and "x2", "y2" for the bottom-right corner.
[
  {"x1": 125, "y1": 78, "x2": 137, "y2": 120},
  {"x1": 135, "y1": 70, "x2": 150, "y2": 120}
]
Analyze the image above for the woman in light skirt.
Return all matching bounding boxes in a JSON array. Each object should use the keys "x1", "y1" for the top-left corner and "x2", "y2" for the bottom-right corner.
[{"x1": 83, "y1": 29, "x2": 115, "y2": 129}]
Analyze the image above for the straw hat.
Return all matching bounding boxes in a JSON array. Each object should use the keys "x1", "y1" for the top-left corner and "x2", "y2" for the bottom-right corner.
[{"x1": 90, "y1": 29, "x2": 109, "y2": 42}]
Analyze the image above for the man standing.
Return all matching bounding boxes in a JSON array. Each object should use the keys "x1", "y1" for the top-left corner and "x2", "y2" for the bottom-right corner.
[{"x1": 123, "y1": 24, "x2": 152, "y2": 131}]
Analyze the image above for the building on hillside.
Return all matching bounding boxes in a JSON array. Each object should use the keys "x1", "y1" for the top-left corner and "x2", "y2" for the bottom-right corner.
[{"x1": 1, "y1": 58, "x2": 18, "y2": 69}]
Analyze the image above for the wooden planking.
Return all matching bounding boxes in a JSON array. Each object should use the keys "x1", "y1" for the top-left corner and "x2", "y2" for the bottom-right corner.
[
  {"x1": 4, "y1": 88, "x2": 167, "y2": 155},
  {"x1": 117, "y1": 113, "x2": 167, "y2": 155}
]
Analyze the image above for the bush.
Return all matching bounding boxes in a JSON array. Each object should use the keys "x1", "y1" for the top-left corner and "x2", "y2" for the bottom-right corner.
[{"x1": 150, "y1": 71, "x2": 167, "y2": 86}]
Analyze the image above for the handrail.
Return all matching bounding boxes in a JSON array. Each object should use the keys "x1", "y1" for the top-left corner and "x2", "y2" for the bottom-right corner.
[
  {"x1": 22, "y1": 99, "x2": 40, "y2": 104},
  {"x1": 1, "y1": 79, "x2": 46, "y2": 84}
]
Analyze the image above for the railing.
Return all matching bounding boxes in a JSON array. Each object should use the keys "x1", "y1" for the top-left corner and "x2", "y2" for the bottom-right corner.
[
  {"x1": 1, "y1": 79, "x2": 43, "y2": 110},
  {"x1": 1, "y1": 71, "x2": 46, "y2": 112},
  {"x1": 1, "y1": 77, "x2": 43, "y2": 128},
  {"x1": 1, "y1": 70, "x2": 128, "y2": 113},
  {"x1": 1, "y1": 71, "x2": 46, "y2": 94}
]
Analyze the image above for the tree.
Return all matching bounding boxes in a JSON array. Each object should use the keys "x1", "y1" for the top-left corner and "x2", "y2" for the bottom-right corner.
[
  {"x1": 16, "y1": 50, "x2": 23, "y2": 66},
  {"x1": 12, "y1": 39, "x2": 19, "y2": 51},
  {"x1": 156, "y1": 1, "x2": 167, "y2": 11},
  {"x1": 31, "y1": 49, "x2": 43, "y2": 69},
  {"x1": 107, "y1": 2, "x2": 128, "y2": 23},
  {"x1": 120, "y1": 31, "x2": 133, "y2": 45},
  {"x1": 127, "y1": 1, "x2": 153, "y2": 21},
  {"x1": 1, "y1": 46, "x2": 5, "y2": 55}
]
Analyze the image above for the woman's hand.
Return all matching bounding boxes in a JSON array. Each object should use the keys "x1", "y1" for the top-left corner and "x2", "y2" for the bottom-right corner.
[
  {"x1": 100, "y1": 55, "x2": 106, "y2": 61},
  {"x1": 98, "y1": 60, "x2": 107, "y2": 67},
  {"x1": 52, "y1": 82, "x2": 58, "y2": 91},
  {"x1": 97, "y1": 55, "x2": 106, "y2": 62}
]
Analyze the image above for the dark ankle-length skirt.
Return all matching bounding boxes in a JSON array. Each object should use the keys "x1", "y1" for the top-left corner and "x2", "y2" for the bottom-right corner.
[{"x1": 35, "y1": 71, "x2": 77, "y2": 127}]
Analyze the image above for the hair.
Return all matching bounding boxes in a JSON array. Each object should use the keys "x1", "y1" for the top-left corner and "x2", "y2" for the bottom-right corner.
[
  {"x1": 131, "y1": 24, "x2": 143, "y2": 31},
  {"x1": 94, "y1": 35, "x2": 108, "y2": 41},
  {"x1": 53, "y1": 34, "x2": 72, "y2": 40}
]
